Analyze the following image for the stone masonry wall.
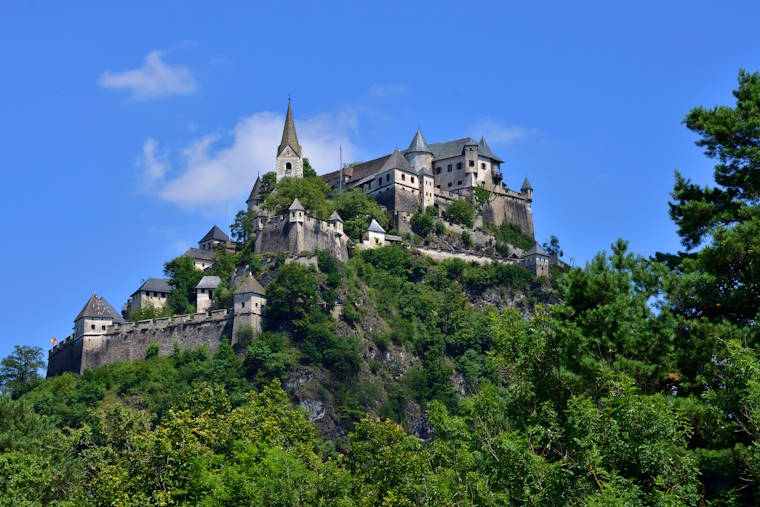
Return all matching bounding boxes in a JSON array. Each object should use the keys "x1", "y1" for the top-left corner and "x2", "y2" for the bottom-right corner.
[
  {"x1": 255, "y1": 215, "x2": 349, "y2": 261},
  {"x1": 47, "y1": 311, "x2": 233, "y2": 377}
]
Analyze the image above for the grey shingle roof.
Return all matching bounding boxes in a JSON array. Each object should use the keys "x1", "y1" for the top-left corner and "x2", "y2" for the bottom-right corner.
[
  {"x1": 418, "y1": 166, "x2": 434, "y2": 178},
  {"x1": 247, "y1": 175, "x2": 262, "y2": 204},
  {"x1": 328, "y1": 210, "x2": 343, "y2": 223},
  {"x1": 426, "y1": 137, "x2": 479, "y2": 160},
  {"x1": 478, "y1": 137, "x2": 503, "y2": 163},
  {"x1": 521, "y1": 177, "x2": 533, "y2": 191},
  {"x1": 235, "y1": 273, "x2": 265, "y2": 295},
  {"x1": 522, "y1": 244, "x2": 548, "y2": 257},
  {"x1": 277, "y1": 100, "x2": 302, "y2": 157},
  {"x1": 200, "y1": 225, "x2": 230, "y2": 244},
  {"x1": 407, "y1": 129, "x2": 433, "y2": 154},
  {"x1": 196, "y1": 275, "x2": 221, "y2": 290},
  {"x1": 75, "y1": 293, "x2": 125, "y2": 322},
  {"x1": 136, "y1": 278, "x2": 171, "y2": 294},
  {"x1": 289, "y1": 197, "x2": 305, "y2": 211},
  {"x1": 184, "y1": 247, "x2": 215, "y2": 261},
  {"x1": 368, "y1": 219, "x2": 386, "y2": 234},
  {"x1": 381, "y1": 149, "x2": 413, "y2": 174}
]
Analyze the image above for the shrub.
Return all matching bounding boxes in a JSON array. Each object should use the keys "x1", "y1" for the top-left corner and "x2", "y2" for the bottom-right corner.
[
  {"x1": 410, "y1": 211, "x2": 433, "y2": 237},
  {"x1": 146, "y1": 343, "x2": 160, "y2": 359},
  {"x1": 434, "y1": 221, "x2": 446, "y2": 235},
  {"x1": 443, "y1": 200, "x2": 475, "y2": 227},
  {"x1": 461, "y1": 231, "x2": 472, "y2": 247}
]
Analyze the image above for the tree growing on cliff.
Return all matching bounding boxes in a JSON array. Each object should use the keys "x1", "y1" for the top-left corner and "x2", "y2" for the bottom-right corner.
[
  {"x1": 442, "y1": 200, "x2": 475, "y2": 228},
  {"x1": 0, "y1": 345, "x2": 44, "y2": 398},
  {"x1": 164, "y1": 256, "x2": 204, "y2": 314}
]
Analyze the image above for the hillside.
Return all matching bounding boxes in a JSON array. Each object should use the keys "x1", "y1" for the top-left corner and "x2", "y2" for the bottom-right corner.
[{"x1": 3, "y1": 70, "x2": 760, "y2": 505}]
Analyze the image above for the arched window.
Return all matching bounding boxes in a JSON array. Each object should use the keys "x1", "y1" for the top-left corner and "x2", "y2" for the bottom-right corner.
[{"x1": 286, "y1": 162, "x2": 292, "y2": 170}]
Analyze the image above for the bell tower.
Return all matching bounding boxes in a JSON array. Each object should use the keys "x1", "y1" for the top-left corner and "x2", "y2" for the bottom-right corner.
[{"x1": 276, "y1": 98, "x2": 304, "y2": 182}]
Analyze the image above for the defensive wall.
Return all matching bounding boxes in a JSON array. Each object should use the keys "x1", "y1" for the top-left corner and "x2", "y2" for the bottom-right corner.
[
  {"x1": 47, "y1": 310, "x2": 233, "y2": 377},
  {"x1": 255, "y1": 214, "x2": 349, "y2": 261}
]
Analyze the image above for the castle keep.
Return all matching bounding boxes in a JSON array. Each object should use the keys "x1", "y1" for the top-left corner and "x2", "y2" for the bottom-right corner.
[{"x1": 48, "y1": 100, "x2": 545, "y2": 377}]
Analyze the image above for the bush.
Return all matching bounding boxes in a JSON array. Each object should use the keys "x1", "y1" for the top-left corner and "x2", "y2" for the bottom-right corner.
[
  {"x1": 434, "y1": 221, "x2": 446, "y2": 235},
  {"x1": 146, "y1": 343, "x2": 160, "y2": 359},
  {"x1": 461, "y1": 231, "x2": 472, "y2": 247},
  {"x1": 443, "y1": 200, "x2": 475, "y2": 228},
  {"x1": 485, "y1": 222, "x2": 535, "y2": 251},
  {"x1": 410, "y1": 211, "x2": 433, "y2": 237}
]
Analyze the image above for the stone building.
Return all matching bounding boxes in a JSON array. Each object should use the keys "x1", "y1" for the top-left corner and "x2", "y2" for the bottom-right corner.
[
  {"x1": 196, "y1": 275, "x2": 221, "y2": 313},
  {"x1": 232, "y1": 272, "x2": 266, "y2": 343},
  {"x1": 124, "y1": 278, "x2": 171, "y2": 317},
  {"x1": 520, "y1": 244, "x2": 550, "y2": 277},
  {"x1": 75, "y1": 293, "x2": 125, "y2": 340},
  {"x1": 183, "y1": 226, "x2": 232, "y2": 270},
  {"x1": 276, "y1": 99, "x2": 303, "y2": 182},
  {"x1": 321, "y1": 128, "x2": 534, "y2": 236}
]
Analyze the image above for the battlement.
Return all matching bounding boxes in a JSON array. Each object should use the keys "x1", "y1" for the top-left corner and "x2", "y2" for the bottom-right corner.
[{"x1": 47, "y1": 309, "x2": 235, "y2": 377}]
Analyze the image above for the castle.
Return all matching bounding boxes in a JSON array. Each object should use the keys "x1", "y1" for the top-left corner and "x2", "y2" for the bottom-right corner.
[{"x1": 47, "y1": 100, "x2": 547, "y2": 377}]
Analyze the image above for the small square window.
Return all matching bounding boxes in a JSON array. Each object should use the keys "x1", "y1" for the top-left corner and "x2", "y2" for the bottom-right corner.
[
  {"x1": 91, "y1": 324, "x2": 95, "y2": 330},
  {"x1": 458, "y1": 180, "x2": 462, "y2": 185},
  {"x1": 481, "y1": 162, "x2": 486, "y2": 169},
  {"x1": 436, "y1": 167, "x2": 441, "y2": 174},
  {"x1": 448, "y1": 182, "x2": 452, "y2": 187},
  {"x1": 469, "y1": 160, "x2": 475, "y2": 167},
  {"x1": 101, "y1": 325, "x2": 106, "y2": 331}
]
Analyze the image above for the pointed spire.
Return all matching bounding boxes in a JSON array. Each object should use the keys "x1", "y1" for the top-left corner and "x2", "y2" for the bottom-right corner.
[
  {"x1": 521, "y1": 177, "x2": 533, "y2": 191},
  {"x1": 289, "y1": 197, "x2": 305, "y2": 211},
  {"x1": 407, "y1": 128, "x2": 433, "y2": 154},
  {"x1": 328, "y1": 210, "x2": 343, "y2": 223},
  {"x1": 278, "y1": 99, "x2": 302, "y2": 157}
]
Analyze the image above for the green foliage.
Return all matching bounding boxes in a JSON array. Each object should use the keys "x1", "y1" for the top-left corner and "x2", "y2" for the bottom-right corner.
[
  {"x1": 461, "y1": 230, "x2": 472, "y2": 247},
  {"x1": 333, "y1": 188, "x2": 390, "y2": 241},
  {"x1": 164, "y1": 255, "x2": 204, "y2": 314},
  {"x1": 473, "y1": 183, "x2": 493, "y2": 212},
  {"x1": 486, "y1": 221, "x2": 536, "y2": 251},
  {"x1": 442, "y1": 199, "x2": 475, "y2": 227},
  {"x1": 410, "y1": 210, "x2": 433, "y2": 237},
  {"x1": 127, "y1": 300, "x2": 171, "y2": 322},
  {"x1": 0, "y1": 345, "x2": 43, "y2": 399},
  {"x1": 145, "y1": 342, "x2": 160, "y2": 359},
  {"x1": 230, "y1": 208, "x2": 255, "y2": 244},
  {"x1": 543, "y1": 234, "x2": 563, "y2": 257},
  {"x1": 263, "y1": 173, "x2": 332, "y2": 219}
]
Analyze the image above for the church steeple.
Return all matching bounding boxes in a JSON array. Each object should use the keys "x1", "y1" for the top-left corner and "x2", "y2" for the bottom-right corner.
[
  {"x1": 276, "y1": 99, "x2": 304, "y2": 181},
  {"x1": 278, "y1": 99, "x2": 302, "y2": 157}
]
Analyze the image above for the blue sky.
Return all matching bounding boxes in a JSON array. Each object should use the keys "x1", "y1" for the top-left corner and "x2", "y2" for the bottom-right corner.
[{"x1": 1, "y1": 1, "x2": 758, "y2": 360}]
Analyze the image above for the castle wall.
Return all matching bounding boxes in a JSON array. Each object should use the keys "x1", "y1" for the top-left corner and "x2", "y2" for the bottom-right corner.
[
  {"x1": 47, "y1": 312, "x2": 234, "y2": 376},
  {"x1": 482, "y1": 190, "x2": 534, "y2": 237},
  {"x1": 255, "y1": 215, "x2": 349, "y2": 261}
]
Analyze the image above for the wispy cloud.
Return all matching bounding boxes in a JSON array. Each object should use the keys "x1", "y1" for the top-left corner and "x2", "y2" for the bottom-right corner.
[
  {"x1": 471, "y1": 119, "x2": 538, "y2": 145},
  {"x1": 139, "y1": 110, "x2": 359, "y2": 208},
  {"x1": 368, "y1": 84, "x2": 408, "y2": 98},
  {"x1": 98, "y1": 50, "x2": 197, "y2": 100}
]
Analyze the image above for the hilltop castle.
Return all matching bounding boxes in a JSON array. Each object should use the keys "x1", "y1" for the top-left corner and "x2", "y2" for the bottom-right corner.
[{"x1": 48, "y1": 100, "x2": 547, "y2": 377}]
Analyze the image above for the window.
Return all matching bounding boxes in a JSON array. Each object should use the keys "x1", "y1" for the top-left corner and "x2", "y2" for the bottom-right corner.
[
  {"x1": 447, "y1": 166, "x2": 452, "y2": 173},
  {"x1": 458, "y1": 180, "x2": 462, "y2": 185},
  {"x1": 91, "y1": 324, "x2": 95, "y2": 330},
  {"x1": 411, "y1": 176, "x2": 415, "y2": 184},
  {"x1": 241, "y1": 301, "x2": 245, "y2": 308},
  {"x1": 481, "y1": 162, "x2": 486, "y2": 169},
  {"x1": 101, "y1": 325, "x2": 106, "y2": 331},
  {"x1": 436, "y1": 185, "x2": 440, "y2": 189},
  {"x1": 401, "y1": 174, "x2": 405, "y2": 181},
  {"x1": 286, "y1": 162, "x2": 292, "y2": 170},
  {"x1": 448, "y1": 182, "x2": 452, "y2": 187},
  {"x1": 436, "y1": 167, "x2": 441, "y2": 174},
  {"x1": 457, "y1": 162, "x2": 462, "y2": 170},
  {"x1": 386, "y1": 174, "x2": 390, "y2": 182},
  {"x1": 469, "y1": 160, "x2": 475, "y2": 167}
]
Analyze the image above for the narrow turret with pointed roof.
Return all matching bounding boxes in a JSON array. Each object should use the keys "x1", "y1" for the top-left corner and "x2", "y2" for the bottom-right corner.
[
  {"x1": 407, "y1": 128, "x2": 433, "y2": 154},
  {"x1": 521, "y1": 177, "x2": 533, "y2": 191},
  {"x1": 278, "y1": 99, "x2": 302, "y2": 157}
]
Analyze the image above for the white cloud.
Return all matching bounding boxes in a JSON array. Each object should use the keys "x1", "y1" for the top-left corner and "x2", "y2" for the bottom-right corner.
[
  {"x1": 98, "y1": 50, "x2": 197, "y2": 100},
  {"x1": 140, "y1": 110, "x2": 358, "y2": 208},
  {"x1": 368, "y1": 84, "x2": 408, "y2": 98},
  {"x1": 471, "y1": 119, "x2": 537, "y2": 145}
]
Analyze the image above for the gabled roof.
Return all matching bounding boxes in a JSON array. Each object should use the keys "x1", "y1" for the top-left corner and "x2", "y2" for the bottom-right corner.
[
  {"x1": 135, "y1": 278, "x2": 171, "y2": 294},
  {"x1": 196, "y1": 275, "x2": 221, "y2": 290},
  {"x1": 418, "y1": 166, "x2": 434, "y2": 178},
  {"x1": 521, "y1": 177, "x2": 533, "y2": 191},
  {"x1": 184, "y1": 247, "x2": 215, "y2": 261},
  {"x1": 426, "y1": 137, "x2": 479, "y2": 160},
  {"x1": 277, "y1": 99, "x2": 302, "y2": 157},
  {"x1": 200, "y1": 225, "x2": 230, "y2": 244},
  {"x1": 247, "y1": 176, "x2": 262, "y2": 204},
  {"x1": 478, "y1": 137, "x2": 503, "y2": 163},
  {"x1": 235, "y1": 273, "x2": 265, "y2": 295},
  {"x1": 522, "y1": 244, "x2": 548, "y2": 257},
  {"x1": 368, "y1": 219, "x2": 386, "y2": 234},
  {"x1": 289, "y1": 197, "x2": 305, "y2": 211},
  {"x1": 381, "y1": 149, "x2": 414, "y2": 174},
  {"x1": 75, "y1": 293, "x2": 125, "y2": 323},
  {"x1": 407, "y1": 129, "x2": 433, "y2": 154},
  {"x1": 328, "y1": 210, "x2": 343, "y2": 223}
]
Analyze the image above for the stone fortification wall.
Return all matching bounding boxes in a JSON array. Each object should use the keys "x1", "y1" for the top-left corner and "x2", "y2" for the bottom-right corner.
[
  {"x1": 47, "y1": 310, "x2": 233, "y2": 377},
  {"x1": 255, "y1": 215, "x2": 348, "y2": 261},
  {"x1": 482, "y1": 190, "x2": 534, "y2": 237},
  {"x1": 413, "y1": 246, "x2": 517, "y2": 266}
]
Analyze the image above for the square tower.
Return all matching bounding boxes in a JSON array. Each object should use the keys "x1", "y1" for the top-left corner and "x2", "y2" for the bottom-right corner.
[{"x1": 276, "y1": 99, "x2": 303, "y2": 182}]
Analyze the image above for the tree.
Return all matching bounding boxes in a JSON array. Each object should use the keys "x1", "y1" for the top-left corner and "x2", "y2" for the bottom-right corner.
[
  {"x1": 230, "y1": 208, "x2": 255, "y2": 245},
  {"x1": 0, "y1": 346, "x2": 44, "y2": 398},
  {"x1": 543, "y1": 235, "x2": 563, "y2": 257},
  {"x1": 164, "y1": 256, "x2": 204, "y2": 314},
  {"x1": 443, "y1": 200, "x2": 475, "y2": 228},
  {"x1": 410, "y1": 211, "x2": 433, "y2": 237},
  {"x1": 333, "y1": 188, "x2": 389, "y2": 242},
  {"x1": 473, "y1": 183, "x2": 494, "y2": 212},
  {"x1": 263, "y1": 173, "x2": 332, "y2": 219},
  {"x1": 668, "y1": 70, "x2": 760, "y2": 324}
]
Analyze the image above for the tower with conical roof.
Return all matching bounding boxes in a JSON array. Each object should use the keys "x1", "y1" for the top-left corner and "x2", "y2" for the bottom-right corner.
[
  {"x1": 404, "y1": 128, "x2": 434, "y2": 175},
  {"x1": 276, "y1": 99, "x2": 304, "y2": 182}
]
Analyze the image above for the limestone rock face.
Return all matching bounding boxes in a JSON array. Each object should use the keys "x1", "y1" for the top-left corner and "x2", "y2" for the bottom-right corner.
[{"x1": 299, "y1": 399, "x2": 325, "y2": 422}]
